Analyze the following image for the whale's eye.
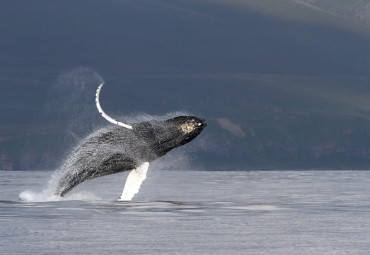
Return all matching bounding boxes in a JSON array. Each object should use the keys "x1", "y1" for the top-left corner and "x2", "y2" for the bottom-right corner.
[{"x1": 181, "y1": 122, "x2": 195, "y2": 134}]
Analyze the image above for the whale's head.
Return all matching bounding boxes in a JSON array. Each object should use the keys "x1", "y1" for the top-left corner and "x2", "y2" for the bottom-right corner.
[
  {"x1": 132, "y1": 116, "x2": 206, "y2": 159},
  {"x1": 165, "y1": 116, "x2": 207, "y2": 146}
]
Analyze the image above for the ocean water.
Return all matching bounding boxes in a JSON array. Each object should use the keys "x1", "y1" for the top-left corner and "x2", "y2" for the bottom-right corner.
[{"x1": 1, "y1": 169, "x2": 370, "y2": 254}]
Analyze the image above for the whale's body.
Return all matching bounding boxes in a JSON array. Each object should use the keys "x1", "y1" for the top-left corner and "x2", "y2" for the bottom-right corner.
[
  {"x1": 54, "y1": 116, "x2": 206, "y2": 198},
  {"x1": 52, "y1": 82, "x2": 206, "y2": 199}
]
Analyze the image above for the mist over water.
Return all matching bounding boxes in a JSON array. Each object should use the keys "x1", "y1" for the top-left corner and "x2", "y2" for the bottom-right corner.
[{"x1": 45, "y1": 67, "x2": 105, "y2": 142}]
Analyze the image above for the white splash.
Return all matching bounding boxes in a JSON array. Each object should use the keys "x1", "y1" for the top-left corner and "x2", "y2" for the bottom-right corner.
[
  {"x1": 18, "y1": 190, "x2": 62, "y2": 202},
  {"x1": 18, "y1": 166, "x2": 104, "y2": 202},
  {"x1": 18, "y1": 190, "x2": 102, "y2": 202}
]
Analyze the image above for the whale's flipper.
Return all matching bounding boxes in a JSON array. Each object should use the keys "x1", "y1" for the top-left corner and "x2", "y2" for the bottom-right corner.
[
  {"x1": 96, "y1": 83, "x2": 133, "y2": 129},
  {"x1": 119, "y1": 162, "x2": 149, "y2": 201}
]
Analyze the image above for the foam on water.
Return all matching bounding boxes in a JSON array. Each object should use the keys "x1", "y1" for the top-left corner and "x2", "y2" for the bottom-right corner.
[
  {"x1": 19, "y1": 190, "x2": 61, "y2": 202},
  {"x1": 19, "y1": 188, "x2": 103, "y2": 202}
]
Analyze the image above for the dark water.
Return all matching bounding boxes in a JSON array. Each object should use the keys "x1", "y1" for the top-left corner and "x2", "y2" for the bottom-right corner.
[{"x1": 1, "y1": 170, "x2": 370, "y2": 254}]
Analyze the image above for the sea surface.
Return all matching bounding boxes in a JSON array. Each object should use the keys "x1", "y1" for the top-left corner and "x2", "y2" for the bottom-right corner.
[{"x1": 1, "y1": 170, "x2": 370, "y2": 254}]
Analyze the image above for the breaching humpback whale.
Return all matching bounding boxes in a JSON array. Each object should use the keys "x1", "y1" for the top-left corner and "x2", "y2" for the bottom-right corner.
[{"x1": 53, "y1": 83, "x2": 206, "y2": 200}]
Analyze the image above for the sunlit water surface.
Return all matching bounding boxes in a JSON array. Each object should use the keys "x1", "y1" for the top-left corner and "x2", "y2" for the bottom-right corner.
[{"x1": 1, "y1": 170, "x2": 370, "y2": 254}]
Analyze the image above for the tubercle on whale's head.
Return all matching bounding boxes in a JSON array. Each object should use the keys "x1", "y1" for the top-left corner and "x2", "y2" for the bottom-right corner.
[{"x1": 166, "y1": 116, "x2": 207, "y2": 146}]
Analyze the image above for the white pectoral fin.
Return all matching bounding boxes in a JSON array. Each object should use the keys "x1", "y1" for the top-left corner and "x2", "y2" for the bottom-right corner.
[{"x1": 118, "y1": 162, "x2": 149, "y2": 201}]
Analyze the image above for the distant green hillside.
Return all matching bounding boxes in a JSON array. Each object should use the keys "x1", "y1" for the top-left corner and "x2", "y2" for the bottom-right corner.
[{"x1": 1, "y1": 0, "x2": 370, "y2": 170}]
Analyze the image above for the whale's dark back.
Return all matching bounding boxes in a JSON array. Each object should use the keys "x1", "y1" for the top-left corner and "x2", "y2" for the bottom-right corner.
[{"x1": 54, "y1": 116, "x2": 206, "y2": 196}]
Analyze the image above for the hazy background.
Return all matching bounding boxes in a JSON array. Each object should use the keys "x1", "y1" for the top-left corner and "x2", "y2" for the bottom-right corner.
[{"x1": 1, "y1": 0, "x2": 370, "y2": 170}]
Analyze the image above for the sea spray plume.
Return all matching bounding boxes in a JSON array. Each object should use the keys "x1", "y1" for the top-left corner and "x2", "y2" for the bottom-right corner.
[
  {"x1": 45, "y1": 67, "x2": 105, "y2": 144},
  {"x1": 52, "y1": 82, "x2": 207, "y2": 200}
]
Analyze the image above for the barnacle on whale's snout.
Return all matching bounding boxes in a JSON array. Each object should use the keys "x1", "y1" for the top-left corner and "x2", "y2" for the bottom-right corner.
[{"x1": 181, "y1": 122, "x2": 196, "y2": 134}]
